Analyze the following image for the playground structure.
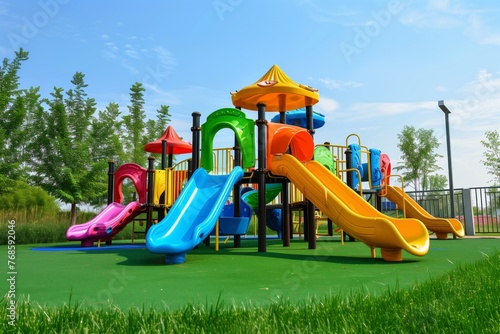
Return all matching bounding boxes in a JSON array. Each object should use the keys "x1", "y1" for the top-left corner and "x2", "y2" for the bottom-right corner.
[
  {"x1": 67, "y1": 64, "x2": 464, "y2": 263},
  {"x1": 65, "y1": 163, "x2": 146, "y2": 246},
  {"x1": 66, "y1": 126, "x2": 192, "y2": 246}
]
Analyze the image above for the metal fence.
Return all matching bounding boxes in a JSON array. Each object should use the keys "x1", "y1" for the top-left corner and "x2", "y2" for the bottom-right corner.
[
  {"x1": 471, "y1": 187, "x2": 500, "y2": 233},
  {"x1": 404, "y1": 187, "x2": 500, "y2": 234}
]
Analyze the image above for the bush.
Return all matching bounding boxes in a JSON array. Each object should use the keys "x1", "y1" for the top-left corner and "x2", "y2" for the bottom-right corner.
[{"x1": 0, "y1": 179, "x2": 59, "y2": 213}]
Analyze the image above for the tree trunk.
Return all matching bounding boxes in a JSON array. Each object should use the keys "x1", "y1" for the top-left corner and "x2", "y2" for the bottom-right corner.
[{"x1": 70, "y1": 202, "x2": 77, "y2": 226}]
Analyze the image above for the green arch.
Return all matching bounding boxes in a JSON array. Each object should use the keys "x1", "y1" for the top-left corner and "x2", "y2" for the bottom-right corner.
[{"x1": 201, "y1": 108, "x2": 255, "y2": 172}]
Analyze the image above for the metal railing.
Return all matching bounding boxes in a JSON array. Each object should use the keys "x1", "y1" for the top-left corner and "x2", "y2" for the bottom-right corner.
[
  {"x1": 403, "y1": 187, "x2": 499, "y2": 234},
  {"x1": 471, "y1": 187, "x2": 500, "y2": 233}
]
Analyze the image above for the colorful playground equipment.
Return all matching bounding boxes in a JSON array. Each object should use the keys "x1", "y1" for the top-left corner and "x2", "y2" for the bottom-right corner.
[
  {"x1": 68, "y1": 64, "x2": 465, "y2": 264},
  {"x1": 383, "y1": 186, "x2": 465, "y2": 239},
  {"x1": 271, "y1": 107, "x2": 325, "y2": 129},
  {"x1": 66, "y1": 163, "x2": 146, "y2": 247},
  {"x1": 269, "y1": 146, "x2": 430, "y2": 262},
  {"x1": 215, "y1": 187, "x2": 253, "y2": 236},
  {"x1": 145, "y1": 166, "x2": 245, "y2": 264},
  {"x1": 66, "y1": 126, "x2": 192, "y2": 247},
  {"x1": 241, "y1": 183, "x2": 284, "y2": 237}
]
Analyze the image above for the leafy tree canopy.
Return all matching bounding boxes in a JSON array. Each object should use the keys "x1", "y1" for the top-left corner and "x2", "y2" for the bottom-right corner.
[
  {"x1": 480, "y1": 130, "x2": 500, "y2": 185},
  {"x1": 394, "y1": 125, "x2": 443, "y2": 191}
]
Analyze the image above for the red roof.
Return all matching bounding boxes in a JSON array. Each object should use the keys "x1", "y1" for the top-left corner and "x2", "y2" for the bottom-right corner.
[{"x1": 144, "y1": 126, "x2": 192, "y2": 154}]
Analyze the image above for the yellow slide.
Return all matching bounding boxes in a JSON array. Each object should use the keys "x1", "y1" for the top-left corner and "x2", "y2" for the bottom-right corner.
[
  {"x1": 271, "y1": 154, "x2": 429, "y2": 262},
  {"x1": 384, "y1": 186, "x2": 465, "y2": 240}
]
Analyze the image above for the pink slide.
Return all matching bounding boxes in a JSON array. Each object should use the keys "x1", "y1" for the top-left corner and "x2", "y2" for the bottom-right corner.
[{"x1": 66, "y1": 202, "x2": 143, "y2": 247}]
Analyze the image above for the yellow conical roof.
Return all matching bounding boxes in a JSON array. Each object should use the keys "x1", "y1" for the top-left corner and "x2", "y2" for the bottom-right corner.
[{"x1": 231, "y1": 64, "x2": 319, "y2": 111}]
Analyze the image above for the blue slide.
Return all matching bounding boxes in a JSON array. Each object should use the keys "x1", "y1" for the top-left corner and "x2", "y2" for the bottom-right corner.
[{"x1": 146, "y1": 166, "x2": 244, "y2": 264}]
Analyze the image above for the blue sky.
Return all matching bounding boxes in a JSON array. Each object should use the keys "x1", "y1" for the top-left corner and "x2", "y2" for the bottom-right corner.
[{"x1": 1, "y1": 0, "x2": 500, "y2": 190}]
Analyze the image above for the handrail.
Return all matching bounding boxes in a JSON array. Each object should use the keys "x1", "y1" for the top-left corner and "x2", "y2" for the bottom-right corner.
[
  {"x1": 380, "y1": 174, "x2": 406, "y2": 218},
  {"x1": 345, "y1": 133, "x2": 361, "y2": 147},
  {"x1": 338, "y1": 168, "x2": 363, "y2": 196}
]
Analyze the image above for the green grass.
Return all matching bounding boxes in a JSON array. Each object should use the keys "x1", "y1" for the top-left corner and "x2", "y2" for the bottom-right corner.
[
  {"x1": 4, "y1": 237, "x2": 499, "y2": 309},
  {"x1": 2, "y1": 250, "x2": 499, "y2": 333},
  {"x1": 1, "y1": 208, "x2": 499, "y2": 332}
]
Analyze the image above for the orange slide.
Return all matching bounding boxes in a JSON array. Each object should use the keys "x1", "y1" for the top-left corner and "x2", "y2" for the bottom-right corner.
[
  {"x1": 384, "y1": 186, "x2": 465, "y2": 240},
  {"x1": 270, "y1": 154, "x2": 430, "y2": 261}
]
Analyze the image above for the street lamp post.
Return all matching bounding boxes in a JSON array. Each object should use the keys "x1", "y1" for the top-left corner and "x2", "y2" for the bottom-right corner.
[{"x1": 438, "y1": 100, "x2": 455, "y2": 219}]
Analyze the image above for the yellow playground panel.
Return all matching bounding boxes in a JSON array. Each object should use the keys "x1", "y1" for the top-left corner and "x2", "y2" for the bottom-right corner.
[{"x1": 152, "y1": 158, "x2": 190, "y2": 209}]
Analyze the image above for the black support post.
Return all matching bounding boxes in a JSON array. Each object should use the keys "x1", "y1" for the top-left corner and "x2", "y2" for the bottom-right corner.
[
  {"x1": 107, "y1": 160, "x2": 115, "y2": 205},
  {"x1": 190, "y1": 112, "x2": 201, "y2": 179},
  {"x1": 305, "y1": 105, "x2": 316, "y2": 250},
  {"x1": 345, "y1": 149, "x2": 353, "y2": 189},
  {"x1": 233, "y1": 133, "x2": 242, "y2": 248},
  {"x1": 146, "y1": 156, "x2": 156, "y2": 233},
  {"x1": 257, "y1": 103, "x2": 267, "y2": 252},
  {"x1": 278, "y1": 111, "x2": 290, "y2": 247},
  {"x1": 161, "y1": 140, "x2": 167, "y2": 169}
]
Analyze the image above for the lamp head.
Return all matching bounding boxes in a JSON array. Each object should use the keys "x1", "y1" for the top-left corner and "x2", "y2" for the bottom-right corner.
[{"x1": 438, "y1": 100, "x2": 451, "y2": 114}]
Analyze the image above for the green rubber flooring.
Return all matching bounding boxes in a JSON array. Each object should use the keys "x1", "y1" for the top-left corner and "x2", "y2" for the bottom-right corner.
[{"x1": 3, "y1": 236, "x2": 498, "y2": 310}]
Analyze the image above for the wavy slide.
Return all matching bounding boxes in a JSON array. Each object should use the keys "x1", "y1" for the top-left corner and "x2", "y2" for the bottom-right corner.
[
  {"x1": 66, "y1": 201, "x2": 143, "y2": 247},
  {"x1": 146, "y1": 166, "x2": 244, "y2": 264},
  {"x1": 384, "y1": 186, "x2": 465, "y2": 239},
  {"x1": 241, "y1": 183, "x2": 282, "y2": 210},
  {"x1": 270, "y1": 154, "x2": 429, "y2": 261}
]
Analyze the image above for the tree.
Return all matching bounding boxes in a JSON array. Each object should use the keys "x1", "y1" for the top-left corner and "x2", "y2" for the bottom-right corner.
[
  {"x1": 394, "y1": 125, "x2": 442, "y2": 192},
  {"x1": 428, "y1": 174, "x2": 448, "y2": 191},
  {"x1": 16, "y1": 87, "x2": 44, "y2": 173},
  {"x1": 31, "y1": 74, "x2": 108, "y2": 225},
  {"x1": 480, "y1": 130, "x2": 500, "y2": 185},
  {"x1": 89, "y1": 102, "x2": 124, "y2": 163},
  {"x1": 122, "y1": 82, "x2": 148, "y2": 165},
  {"x1": 87, "y1": 102, "x2": 125, "y2": 207},
  {"x1": 145, "y1": 104, "x2": 171, "y2": 144},
  {"x1": 0, "y1": 49, "x2": 29, "y2": 180},
  {"x1": 65, "y1": 72, "x2": 96, "y2": 143},
  {"x1": 145, "y1": 104, "x2": 172, "y2": 166}
]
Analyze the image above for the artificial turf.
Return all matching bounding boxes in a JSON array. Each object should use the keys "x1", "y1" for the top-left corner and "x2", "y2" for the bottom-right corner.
[{"x1": 3, "y1": 236, "x2": 498, "y2": 310}]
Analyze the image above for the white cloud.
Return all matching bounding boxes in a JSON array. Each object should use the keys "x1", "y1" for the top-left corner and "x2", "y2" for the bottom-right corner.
[
  {"x1": 99, "y1": 33, "x2": 177, "y2": 80},
  {"x1": 319, "y1": 78, "x2": 363, "y2": 90},
  {"x1": 427, "y1": 0, "x2": 451, "y2": 12},
  {"x1": 315, "y1": 68, "x2": 500, "y2": 187},
  {"x1": 399, "y1": 1, "x2": 500, "y2": 45},
  {"x1": 120, "y1": 60, "x2": 139, "y2": 75},
  {"x1": 315, "y1": 96, "x2": 339, "y2": 116},
  {"x1": 152, "y1": 46, "x2": 176, "y2": 67},
  {"x1": 124, "y1": 49, "x2": 141, "y2": 59},
  {"x1": 105, "y1": 41, "x2": 117, "y2": 49},
  {"x1": 449, "y1": 69, "x2": 500, "y2": 126},
  {"x1": 399, "y1": 8, "x2": 461, "y2": 29},
  {"x1": 340, "y1": 100, "x2": 436, "y2": 122},
  {"x1": 466, "y1": 14, "x2": 500, "y2": 45},
  {"x1": 319, "y1": 70, "x2": 500, "y2": 130},
  {"x1": 298, "y1": 0, "x2": 357, "y2": 24}
]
